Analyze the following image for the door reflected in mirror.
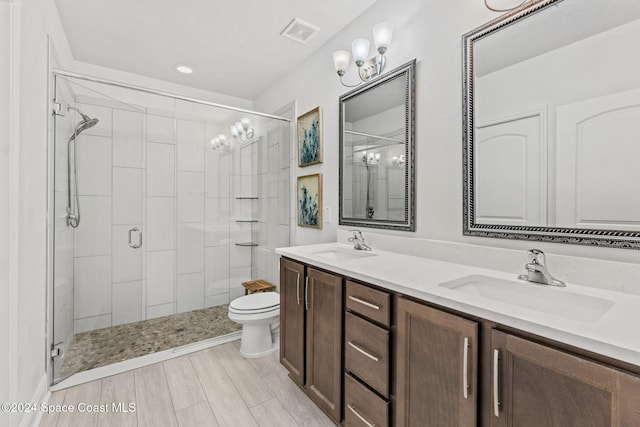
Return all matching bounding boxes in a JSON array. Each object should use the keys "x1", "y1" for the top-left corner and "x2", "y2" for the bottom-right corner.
[
  {"x1": 339, "y1": 60, "x2": 416, "y2": 231},
  {"x1": 463, "y1": 0, "x2": 640, "y2": 248}
]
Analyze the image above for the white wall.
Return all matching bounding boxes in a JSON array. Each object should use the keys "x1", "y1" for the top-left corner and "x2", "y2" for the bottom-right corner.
[
  {"x1": 255, "y1": 0, "x2": 640, "y2": 276},
  {"x1": 0, "y1": 0, "x2": 76, "y2": 425},
  {"x1": 1, "y1": 3, "x2": 14, "y2": 425}
]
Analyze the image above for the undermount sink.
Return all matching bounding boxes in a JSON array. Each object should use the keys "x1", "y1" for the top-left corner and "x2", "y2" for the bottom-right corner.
[
  {"x1": 439, "y1": 275, "x2": 614, "y2": 322},
  {"x1": 312, "y1": 248, "x2": 378, "y2": 262}
]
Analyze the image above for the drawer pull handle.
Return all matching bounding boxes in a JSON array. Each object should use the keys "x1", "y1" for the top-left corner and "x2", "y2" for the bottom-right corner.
[
  {"x1": 348, "y1": 295, "x2": 380, "y2": 310},
  {"x1": 493, "y1": 349, "x2": 500, "y2": 417},
  {"x1": 463, "y1": 337, "x2": 469, "y2": 399},
  {"x1": 347, "y1": 404, "x2": 376, "y2": 427},
  {"x1": 296, "y1": 272, "x2": 301, "y2": 305},
  {"x1": 348, "y1": 341, "x2": 379, "y2": 362}
]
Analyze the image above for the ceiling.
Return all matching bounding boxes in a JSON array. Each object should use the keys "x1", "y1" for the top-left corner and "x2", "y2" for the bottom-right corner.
[{"x1": 55, "y1": 0, "x2": 379, "y2": 100}]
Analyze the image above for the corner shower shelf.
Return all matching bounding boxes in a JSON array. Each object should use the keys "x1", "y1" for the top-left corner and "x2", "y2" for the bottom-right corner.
[
  {"x1": 235, "y1": 197, "x2": 259, "y2": 200},
  {"x1": 235, "y1": 220, "x2": 258, "y2": 223},
  {"x1": 235, "y1": 242, "x2": 258, "y2": 247}
]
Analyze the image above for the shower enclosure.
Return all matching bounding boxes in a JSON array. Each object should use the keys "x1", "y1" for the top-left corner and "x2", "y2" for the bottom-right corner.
[{"x1": 49, "y1": 71, "x2": 292, "y2": 385}]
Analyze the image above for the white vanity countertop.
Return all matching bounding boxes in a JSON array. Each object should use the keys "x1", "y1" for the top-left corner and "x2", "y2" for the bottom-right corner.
[{"x1": 277, "y1": 243, "x2": 640, "y2": 367}]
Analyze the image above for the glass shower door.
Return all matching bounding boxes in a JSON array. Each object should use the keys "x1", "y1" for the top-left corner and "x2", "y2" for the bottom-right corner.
[{"x1": 51, "y1": 75, "x2": 146, "y2": 383}]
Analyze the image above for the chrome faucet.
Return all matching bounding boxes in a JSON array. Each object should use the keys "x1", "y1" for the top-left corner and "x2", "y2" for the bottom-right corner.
[
  {"x1": 348, "y1": 230, "x2": 372, "y2": 251},
  {"x1": 518, "y1": 249, "x2": 566, "y2": 287}
]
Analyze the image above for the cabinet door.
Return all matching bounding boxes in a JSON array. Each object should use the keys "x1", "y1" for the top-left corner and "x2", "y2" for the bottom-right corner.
[
  {"x1": 396, "y1": 297, "x2": 478, "y2": 427},
  {"x1": 491, "y1": 330, "x2": 640, "y2": 427},
  {"x1": 279, "y1": 258, "x2": 305, "y2": 385},
  {"x1": 306, "y1": 267, "x2": 343, "y2": 422}
]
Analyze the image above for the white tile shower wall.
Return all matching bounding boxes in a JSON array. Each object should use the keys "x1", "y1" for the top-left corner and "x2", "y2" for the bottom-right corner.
[
  {"x1": 74, "y1": 255, "x2": 111, "y2": 321},
  {"x1": 76, "y1": 135, "x2": 112, "y2": 196},
  {"x1": 146, "y1": 250, "x2": 175, "y2": 306},
  {"x1": 254, "y1": 124, "x2": 290, "y2": 284},
  {"x1": 177, "y1": 272, "x2": 205, "y2": 313},
  {"x1": 74, "y1": 196, "x2": 112, "y2": 257},
  {"x1": 177, "y1": 119, "x2": 205, "y2": 172},
  {"x1": 112, "y1": 167, "x2": 143, "y2": 224},
  {"x1": 113, "y1": 109, "x2": 144, "y2": 168},
  {"x1": 204, "y1": 144, "x2": 231, "y2": 304},
  {"x1": 147, "y1": 142, "x2": 176, "y2": 197},
  {"x1": 112, "y1": 281, "x2": 143, "y2": 326}
]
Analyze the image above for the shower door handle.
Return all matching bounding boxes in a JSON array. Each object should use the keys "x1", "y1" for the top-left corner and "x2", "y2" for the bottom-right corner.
[{"x1": 128, "y1": 227, "x2": 142, "y2": 249}]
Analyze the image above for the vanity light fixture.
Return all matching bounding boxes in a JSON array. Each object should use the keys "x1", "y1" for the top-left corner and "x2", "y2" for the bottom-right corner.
[
  {"x1": 175, "y1": 64, "x2": 194, "y2": 74},
  {"x1": 484, "y1": 0, "x2": 527, "y2": 12},
  {"x1": 392, "y1": 154, "x2": 405, "y2": 166},
  {"x1": 363, "y1": 151, "x2": 381, "y2": 166},
  {"x1": 230, "y1": 118, "x2": 255, "y2": 143},
  {"x1": 333, "y1": 23, "x2": 393, "y2": 88},
  {"x1": 210, "y1": 134, "x2": 230, "y2": 152}
]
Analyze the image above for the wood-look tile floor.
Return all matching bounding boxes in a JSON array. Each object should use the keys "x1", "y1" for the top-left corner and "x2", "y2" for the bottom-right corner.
[{"x1": 40, "y1": 341, "x2": 336, "y2": 427}]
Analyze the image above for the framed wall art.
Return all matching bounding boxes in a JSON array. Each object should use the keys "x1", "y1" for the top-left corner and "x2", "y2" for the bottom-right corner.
[
  {"x1": 297, "y1": 173, "x2": 322, "y2": 229},
  {"x1": 297, "y1": 106, "x2": 322, "y2": 167}
]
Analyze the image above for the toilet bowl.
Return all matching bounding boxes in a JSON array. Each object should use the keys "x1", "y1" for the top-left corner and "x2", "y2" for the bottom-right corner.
[{"x1": 228, "y1": 292, "x2": 280, "y2": 358}]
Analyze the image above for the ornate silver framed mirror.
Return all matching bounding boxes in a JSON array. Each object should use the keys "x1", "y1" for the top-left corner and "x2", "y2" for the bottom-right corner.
[
  {"x1": 463, "y1": 0, "x2": 640, "y2": 249},
  {"x1": 339, "y1": 59, "x2": 416, "y2": 231}
]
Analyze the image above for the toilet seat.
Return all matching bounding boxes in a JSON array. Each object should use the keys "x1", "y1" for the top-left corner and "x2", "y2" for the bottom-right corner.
[{"x1": 229, "y1": 292, "x2": 280, "y2": 315}]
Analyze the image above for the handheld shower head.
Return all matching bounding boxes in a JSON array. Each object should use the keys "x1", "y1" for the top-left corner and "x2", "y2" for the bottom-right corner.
[{"x1": 67, "y1": 105, "x2": 99, "y2": 137}]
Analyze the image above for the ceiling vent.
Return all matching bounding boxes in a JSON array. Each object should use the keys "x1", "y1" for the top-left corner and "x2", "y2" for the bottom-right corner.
[{"x1": 280, "y1": 18, "x2": 319, "y2": 44}]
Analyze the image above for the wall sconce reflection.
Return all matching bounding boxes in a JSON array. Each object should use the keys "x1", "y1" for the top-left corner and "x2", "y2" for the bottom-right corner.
[
  {"x1": 210, "y1": 134, "x2": 230, "y2": 152},
  {"x1": 230, "y1": 118, "x2": 255, "y2": 143},
  {"x1": 392, "y1": 154, "x2": 405, "y2": 166},
  {"x1": 362, "y1": 151, "x2": 381, "y2": 166}
]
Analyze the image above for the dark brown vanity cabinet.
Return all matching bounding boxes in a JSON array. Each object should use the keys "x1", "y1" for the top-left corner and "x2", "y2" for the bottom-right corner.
[
  {"x1": 279, "y1": 258, "x2": 343, "y2": 423},
  {"x1": 490, "y1": 330, "x2": 640, "y2": 427},
  {"x1": 344, "y1": 280, "x2": 392, "y2": 427},
  {"x1": 281, "y1": 257, "x2": 640, "y2": 427},
  {"x1": 395, "y1": 297, "x2": 478, "y2": 427},
  {"x1": 280, "y1": 257, "x2": 305, "y2": 385}
]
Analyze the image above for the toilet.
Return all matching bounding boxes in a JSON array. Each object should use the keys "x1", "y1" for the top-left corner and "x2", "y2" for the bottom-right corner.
[{"x1": 228, "y1": 292, "x2": 280, "y2": 358}]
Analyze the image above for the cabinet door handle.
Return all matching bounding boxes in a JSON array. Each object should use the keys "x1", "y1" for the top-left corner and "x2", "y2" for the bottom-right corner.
[
  {"x1": 305, "y1": 276, "x2": 309, "y2": 310},
  {"x1": 463, "y1": 337, "x2": 469, "y2": 399},
  {"x1": 295, "y1": 272, "x2": 301, "y2": 305},
  {"x1": 348, "y1": 341, "x2": 379, "y2": 362},
  {"x1": 347, "y1": 404, "x2": 375, "y2": 427},
  {"x1": 493, "y1": 349, "x2": 500, "y2": 417},
  {"x1": 348, "y1": 295, "x2": 380, "y2": 310}
]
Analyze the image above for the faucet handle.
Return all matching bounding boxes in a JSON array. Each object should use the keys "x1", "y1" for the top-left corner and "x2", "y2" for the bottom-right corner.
[
  {"x1": 527, "y1": 249, "x2": 546, "y2": 265},
  {"x1": 350, "y1": 230, "x2": 364, "y2": 240}
]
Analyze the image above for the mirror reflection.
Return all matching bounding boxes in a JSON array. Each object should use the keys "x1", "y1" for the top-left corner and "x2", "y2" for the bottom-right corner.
[
  {"x1": 339, "y1": 60, "x2": 415, "y2": 231},
  {"x1": 464, "y1": 0, "x2": 640, "y2": 247}
]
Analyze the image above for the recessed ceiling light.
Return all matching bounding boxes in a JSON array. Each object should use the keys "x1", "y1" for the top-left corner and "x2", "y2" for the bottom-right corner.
[{"x1": 175, "y1": 64, "x2": 194, "y2": 74}]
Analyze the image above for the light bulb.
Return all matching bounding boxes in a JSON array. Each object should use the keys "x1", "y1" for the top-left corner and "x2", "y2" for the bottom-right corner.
[
  {"x1": 230, "y1": 125, "x2": 239, "y2": 137},
  {"x1": 352, "y1": 38, "x2": 370, "y2": 66},
  {"x1": 333, "y1": 50, "x2": 351, "y2": 75},
  {"x1": 373, "y1": 23, "x2": 393, "y2": 54},
  {"x1": 240, "y1": 118, "x2": 251, "y2": 131},
  {"x1": 235, "y1": 122, "x2": 244, "y2": 134}
]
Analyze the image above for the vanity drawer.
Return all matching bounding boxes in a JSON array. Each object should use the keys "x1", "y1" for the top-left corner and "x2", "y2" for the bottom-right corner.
[
  {"x1": 344, "y1": 373, "x2": 389, "y2": 427},
  {"x1": 345, "y1": 312, "x2": 390, "y2": 397},
  {"x1": 346, "y1": 280, "x2": 391, "y2": 326}
]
